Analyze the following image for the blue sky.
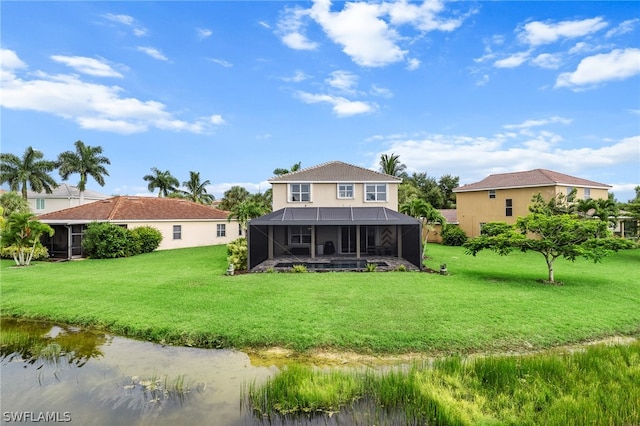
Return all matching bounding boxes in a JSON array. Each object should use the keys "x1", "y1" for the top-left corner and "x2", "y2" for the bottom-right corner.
[{"x1": 2, "y1": 1, "x2": 639, "y2": 202}]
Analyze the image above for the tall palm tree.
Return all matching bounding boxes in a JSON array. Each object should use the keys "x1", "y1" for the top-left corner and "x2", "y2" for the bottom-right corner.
[
  {"x1": 228, "y1": 199, "x2": 270, "y2": 235},
  {"x1": 218, "y1": 185, "x2": 251, "y2": 211},
  {"x1": 400, "y1": 197, "x2": 446, "y2": 252},
  {"x1": 379, "y1": 153, "x2": 406, "y2": 177},
  {"x1": 57, "y1": 140, "x2": 110, "y2": 204},
  {"x1": 180, "y1": 171, "x2": 215, "y2": 205},
  {"x1": 143, "y1": 167, "x2": 179, "y2": 197},
  {"x1": 0, "y1": 146, "x2": 58, "y2": 199}
]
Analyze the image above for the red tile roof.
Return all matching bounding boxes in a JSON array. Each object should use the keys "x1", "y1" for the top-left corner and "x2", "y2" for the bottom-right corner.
[
  {"x1": 38, "y1": 196, "x2": 230, "y2": 221},
  {"x1": 453, "y1": 169, "x2": 611, "y2": 192}
]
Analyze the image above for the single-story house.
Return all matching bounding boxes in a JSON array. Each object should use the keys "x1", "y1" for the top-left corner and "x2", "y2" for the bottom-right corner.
[{"x1": 37, "y1": 196, "x2": 240, "y2": 259}]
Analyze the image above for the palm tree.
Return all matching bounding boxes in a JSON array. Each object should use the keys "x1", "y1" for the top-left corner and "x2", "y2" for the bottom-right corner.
[
  {"x1": 1, "y1": 212, "x2": 54, "y2": 266},
  {"x1": 379, "y1": 153, "x2": 406, "y2": 177},
  {"x1": 143, "y1": 167, "x2": 179, "y2": 197},
  {"x1": 218, "y1": 185, "x2": 251, "y2": 211},
  {"x1": 228, "y1": 199, "x2": 270, "y2": 235},
  {"x1": 57, "y1": 140, "x2": 110, "y2": 204},
  {"x1": 180, "y1": 171, "x2": 215, "y2": 205},
  {"x1": 400, "y1": 197, "x2": 446, "y2": 253},
  {"x1": 0, "y1": 146, "x2": 58, "y2": 199},
  {"x1": 273, "y1": 162, "x2": 302, "y2": 176}
]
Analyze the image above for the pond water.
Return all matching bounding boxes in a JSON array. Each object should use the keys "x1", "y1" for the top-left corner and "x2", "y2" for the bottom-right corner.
[{"x1": 0, "y1": 318, "x2": 406, "y2": 426}]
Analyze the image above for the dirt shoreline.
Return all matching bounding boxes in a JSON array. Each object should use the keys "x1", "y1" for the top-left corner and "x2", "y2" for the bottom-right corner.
[{"x1": 247, "y1": 334, "x2": 639, "y2": 367}]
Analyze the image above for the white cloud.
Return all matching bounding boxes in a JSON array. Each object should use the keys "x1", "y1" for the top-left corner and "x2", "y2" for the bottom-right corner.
[
  {"x1": 530, "y1": 52, "x2": 563, "y2": 69},
  {"x1": 605, "y1": 18, "x2": 639, "y2": 38},
  {"x1": 258, "y1": 21, "x2": 271, "y2": 30},
  {"x1": 555, "y1": 48, "x2": 640, "y2": 89},
  {"x1": 406, "y1": 58, "x2": 421, "y2": 70},
  {"x1": 310, "y1": 0, "x2": 406, "y2": 67},
  {"x1": 296, "y1": 91, "x2": 376, "y2": 117},
  {"x1": 1, "y1": 51, "x2": 222, "y2": 135},
  {"x1": 370, "y1": 84, "x2": 393, "y2": 98},
  {"x1": 494, "y1": 51, "x2": 530, "y2": 68},
  {"x1": 475, "y1": 74, "x2": 490, "y2": 86},
  {"x1": 137, "y1": 46, "x2": 168, "y2": 61},
  {"x1": 282, "y1": 70, "x2": 309, "y2": 82},
  {"x1": 276, "y1": 6, "x2": 318, "y2": 50},
  {"x1": 50, "y1": 55, "x2": 124, "y2": 77},
  {"x1": 504, "y1": 116, "x2": 572, "y2": 130},
  {"x1": 518, "y1": 17, "x2": 608, "y2": 46},
  {"x1": 326, "y1": 70, "x2": 358, "y2": 92},
  {"x1": 276, "y1": 0, "x2": 470, "y2": 68},
  {"x1": 372, "y1": 132, "x2": 639, "y2": 186},
  {"x1": 1, "y1": 48, "x2": 28, "y2": 70},
  {"x1": 103, "y1": 13, "x2": 147, "y2": 36},
  {"x1": 197, "y1": 28, "x2": 213, "y2": 39},
  {"x1": 209, "y1": 58, "x2": 233, "y2": 67}
]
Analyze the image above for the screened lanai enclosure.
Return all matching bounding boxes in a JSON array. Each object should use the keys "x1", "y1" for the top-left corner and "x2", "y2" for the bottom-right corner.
[{"x1": 247, "y1": 207, "x2": 422, "y2": 271}]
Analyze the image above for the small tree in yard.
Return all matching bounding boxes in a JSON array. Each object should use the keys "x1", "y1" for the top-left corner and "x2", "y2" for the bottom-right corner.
[
  {"x1": 1, "y1": 212, "x2": 54, "y2": 266},
  {"x1": 464, "y1": 210, "x2": 636, "y2": 284}
]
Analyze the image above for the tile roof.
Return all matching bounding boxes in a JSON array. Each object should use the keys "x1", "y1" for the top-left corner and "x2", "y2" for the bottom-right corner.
[
  {"x1": 268, "y1": 161, "x2": 402, "y2": 183},
  {"x1": 438, "y1": 209, "x2": 458, "y2": 224},
  {"x1": 38, "y1": 196, "x2": 230, "y2": 221},
  {"x1": 26, "y1": 183, "x2": 109, "y2": 200},
  {"x1": 453, "y1": 169, "x2": 611, "y2": 192}
]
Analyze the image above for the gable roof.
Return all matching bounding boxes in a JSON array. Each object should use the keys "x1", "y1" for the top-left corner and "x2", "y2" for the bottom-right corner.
[
  {"x1": 453, "y1": 169, "x2": 611, "y2": 193},
  {"x1": 268, "y1": 161, "x2": 402, "y2": 183},
  {"x1": 249, "y1": 207, "x2": 419, "y2": 226},
  {"x1": 26, "y1": 183, "x2": 109, "y2": 200},
  {"x1": 38, "y1": 196, "x2": 230, "y2": 222}
]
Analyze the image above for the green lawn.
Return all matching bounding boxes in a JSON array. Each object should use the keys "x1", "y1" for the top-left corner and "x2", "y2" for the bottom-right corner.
[{"x1": 1, "y1": 244, "x2": 639, "y2": 354}]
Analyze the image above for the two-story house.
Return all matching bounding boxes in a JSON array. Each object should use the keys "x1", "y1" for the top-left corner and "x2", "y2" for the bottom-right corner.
[
  {"x1": 453, "y1": 169, "x2": 611, "y2": 238},
  {"x1": 247, "y1": 161, "x2": 422, "y2": 270},
  {"x1": 27, "y1": 184, "x2": 110, "y2": 214}
]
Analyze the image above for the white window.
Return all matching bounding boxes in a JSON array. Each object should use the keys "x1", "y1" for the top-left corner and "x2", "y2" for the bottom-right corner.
[
  {"x1": 337, "y1": 183, "x2": 354, "y2": 199},
  {"x1": 173, "y1": 225, "x2": 182, "y2": 240},
  {"x1": 289, "y1": 226, "x2": 311, "y2": 244},
  {"x1": 488, "y1": 190, "x2": 496, "y2": 199},
  {"x1": 289, "y1": 184, "x2": 310, "y2": 202},
  {"x1": 584, "y1": 188, "x2": 591, "y2": 200},
  {"x1": 36, "y1": 199, "x2": 45, "y2": 210},
  {"x1": 365, "y1": 184, "x2": 386, "y2": 202},
  {"x1": 217, "y1": 224, "x2": 226, "y2": 237}
]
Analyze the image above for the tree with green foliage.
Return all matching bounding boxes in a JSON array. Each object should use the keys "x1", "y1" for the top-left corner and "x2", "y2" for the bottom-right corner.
[
  {"x1": 464, "y1": 194, "x2": 635, "y2": 283},
  {"x1": 130, "y1": 226, "x2": 163, "y2": 254},
  {"x1": 0, "y1": 191, "x2": 31, "y2": 217},
  {"x1": 143, "y1": 167, "x2": 179, "y2": 197},
  {"x1": 57, "y1": 140, "x2": 110, "y2": 204},
  {"x1": 179, "y1": 171, "x2": 215, "y2": 205},
  {"x1": 0, "y1": 212, "x2": 54, "y2": 266},
  {"x1": 218, "y1": 185, "x2": 251, "y2": 211},
  {"x1": 399, "y1": 197, "x2": 445, "y2": 254},
  {"x1": 1, "y1": 146, "x2": 58, "y2": 200},
  {"x1": 228, "y1": 199, "x2": 271, "y2": 235},
  {"x1": 82, "y1": 222, "x2": 140, "y2": 258},
  {"x1": 438, "y1": 174, "x2": 459, "y2": 209},
  {"x1": 379, "y1": 153, "x2": 407, "y2": 177},
  {"x1": 273, "y1": 162, "x2": 302, "y2": 176}
]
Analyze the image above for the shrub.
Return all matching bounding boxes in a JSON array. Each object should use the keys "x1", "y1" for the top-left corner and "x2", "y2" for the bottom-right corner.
[
  {"x1": 1, "y1": 242, "x2": 49, "y2": 261},
  {"x1": 291, "y1": 264, "x2": 307, "y2": 273},
  {"x1": 82, "y1": 222, "x2": 140, "y2": 259},
  {"x1": 131, "y1": 226, "x2": 163, "y2": 254},
  {"x1": 394, "y1": 264, "x2": 407, "y2": 272},
  {"x1": 441, "y1": 225, "x2": 468, "y2": 246},
  {"x1": 365, "y1": 263, "x2": 377, "y2": 272},
  {"x1": 227, "y1": 237, "x2": 247, "y2": 271}
]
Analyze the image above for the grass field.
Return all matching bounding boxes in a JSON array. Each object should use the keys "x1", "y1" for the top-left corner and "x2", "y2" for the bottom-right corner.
[{"x1": 1, "y1": 244, "x2": 639, "y2": 354}]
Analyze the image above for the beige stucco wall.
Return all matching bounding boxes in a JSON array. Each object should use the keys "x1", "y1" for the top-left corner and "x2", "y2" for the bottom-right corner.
[
  {"x1": 271, "y1": 182, "x2": 399, "y2": 211},
  {"x1": 115, "y1": 219, "x2": 242, "y2": 250},
  {"x1": 456, "y1": 185, "x2": 609, "y2": 237},
  {"x1": 30, "y1": 197, "x2": 103, "y2": 215}
]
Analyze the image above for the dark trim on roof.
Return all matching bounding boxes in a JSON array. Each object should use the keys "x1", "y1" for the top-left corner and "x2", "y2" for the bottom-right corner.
[{"x1": 249, "y1": 207, "x2": 420, "y2": 226}]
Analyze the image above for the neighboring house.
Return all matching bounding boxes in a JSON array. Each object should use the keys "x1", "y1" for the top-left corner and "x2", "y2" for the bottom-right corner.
[
  {"x1": 453, "y1": 169, "x2": 611, "y2": 238},
  {"x1": 27, "y1": 184, "x2": 110, "y2": 214},
  {"x1": 37, "y1": 196, "x2": 239, "y2": 259},
  {"x1": 247, "y1": 161, "x2": 422, "y2": 270},
  {"x1": 424, "y1": 209, "x2": 458, "y2": 244}
]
